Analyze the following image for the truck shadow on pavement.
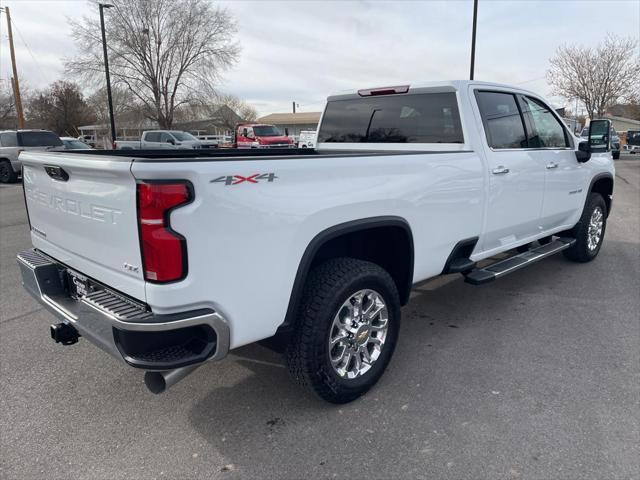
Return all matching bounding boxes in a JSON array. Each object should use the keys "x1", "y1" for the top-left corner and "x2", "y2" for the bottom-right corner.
[{"x1": 184, "y1": 248, "x2": 629, "y2": 476}]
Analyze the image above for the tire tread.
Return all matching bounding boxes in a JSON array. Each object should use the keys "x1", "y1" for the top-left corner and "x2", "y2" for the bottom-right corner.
[
  {"x1": 285, "y1": 257, "x2": 399, "y2": 403},
  {"x1": 563, "y1": 192, "x2": 607, "y2": 262}
]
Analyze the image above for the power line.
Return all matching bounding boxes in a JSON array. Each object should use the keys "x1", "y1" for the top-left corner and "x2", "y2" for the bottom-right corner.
[
  {"x1": 9, "y1": 15, "x2": 48, "y2": 84},
  {"x1": 514, "y1": 76, "x2": 547, "y2": 86}
]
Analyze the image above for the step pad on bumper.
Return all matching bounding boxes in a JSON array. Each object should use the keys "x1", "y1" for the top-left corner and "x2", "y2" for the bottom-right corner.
[
  {"x1": 465, "y1": 237, "x2": 576, "y2": 285},
  {"x1": 84, "y1": 290, "x2": 151, "y2": 321}
]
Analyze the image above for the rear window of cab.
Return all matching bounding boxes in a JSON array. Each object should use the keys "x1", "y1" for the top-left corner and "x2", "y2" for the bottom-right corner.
[
  {"x1": 17, "y1": 131, "x2": 63, "y2": 147},
  {"x1": 318, "y1": 92, "x2": 464, "y2": 144}
]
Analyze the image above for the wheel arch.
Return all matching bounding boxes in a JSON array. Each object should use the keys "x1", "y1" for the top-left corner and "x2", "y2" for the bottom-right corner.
[
  {"x1": 281, "y1": 216, "x2": 414, "y2": 332},
  {"x1": 588, "y1": 173, "x2": 614, "y2": 216}
]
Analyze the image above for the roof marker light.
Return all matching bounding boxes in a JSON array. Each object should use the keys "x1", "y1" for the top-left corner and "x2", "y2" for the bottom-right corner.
[{"x1": 357, "y1": 85, "x2": 410, "y2": 97}]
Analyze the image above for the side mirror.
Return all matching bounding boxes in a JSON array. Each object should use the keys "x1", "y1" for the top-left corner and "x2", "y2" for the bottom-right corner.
[
  {"x1": 166, "y1": 138, "x2": 175, "y2": 145},
  {"x1": 242, "y1": 128, "x2": 248, "y2": 137},
  {"x1": 588, "y1": 119, "x2": 611, "y2": 152},
  {"x1": 576, "y1": 141, "x2": 591, "y2": 163}
]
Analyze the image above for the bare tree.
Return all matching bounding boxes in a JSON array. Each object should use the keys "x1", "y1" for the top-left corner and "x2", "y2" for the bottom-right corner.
[
  {"x1": 87, "y1": 86, "x2": 145, "y2": 126},
  {"x1": 0, "y1": 82, "x2": 16, "y2": 124},
  {"x1": 66, "y1": 0, "x2": 239, "y2": 129},
  {"x1": 0, "y1": 79, "x2": 29, "y2": 129},
  {"x1": 181, "y1": 93, "x2": 258, "y2": 130},
  {"x1": 547, "y1": 35, "x2": 639, "y2": 120},
  {"x1": 210, "y1": 94, "x2": 257, "y2": 129},
  {"x1": 26, "y1": 81, "x2": 95, "y2": 135}
]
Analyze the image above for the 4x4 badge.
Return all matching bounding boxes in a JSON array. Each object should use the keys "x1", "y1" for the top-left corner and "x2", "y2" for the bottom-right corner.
[{"x1": 211, "y1": 173, "x2": 278, "y2": 186}]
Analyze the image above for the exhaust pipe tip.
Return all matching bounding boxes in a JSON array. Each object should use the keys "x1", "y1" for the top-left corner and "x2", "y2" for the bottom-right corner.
[
  {"x1": 144, "y1": 371, "x2": 167, "y2": 394},
  {"x1": 144, "y1": 364, "x2": 201, "y2": 394}
]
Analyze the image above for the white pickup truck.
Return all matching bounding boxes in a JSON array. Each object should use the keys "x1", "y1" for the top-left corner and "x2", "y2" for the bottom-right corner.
[
  {"x1": 114, "y1": 130, "x2": 218, "y2": 150},
  {"x1": 0, "y1": 130, "x2": 64, "y2": 183},
  {"x1": 17, "y1": 81, "x2": 614, "y2": 403}
]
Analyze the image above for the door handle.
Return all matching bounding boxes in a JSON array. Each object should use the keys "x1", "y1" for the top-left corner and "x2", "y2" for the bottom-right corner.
[
  {"x1": 546, "y1": 162, "x2": 559, "y2": 169},
  {"x1": 492, "y1": 166, "x2": 510, "y2": 175}
]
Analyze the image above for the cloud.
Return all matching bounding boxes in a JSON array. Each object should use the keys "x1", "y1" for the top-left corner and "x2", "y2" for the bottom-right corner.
[{"x1": 1, "y1": 0, "x2": 639, "y2": 116}]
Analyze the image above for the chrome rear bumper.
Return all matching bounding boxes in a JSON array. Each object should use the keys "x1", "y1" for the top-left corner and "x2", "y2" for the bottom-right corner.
[{"x1": 17, "y1": 249, "x2": 230, "y2": 370}]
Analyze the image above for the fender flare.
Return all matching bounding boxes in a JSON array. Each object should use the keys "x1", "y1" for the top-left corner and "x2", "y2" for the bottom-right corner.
[
  {"x1": 281, "y1": 216, "x2": 414, "y2": 330},
  {"x1": 587, "y1": 172, "x2": 614, "y2": 216}
]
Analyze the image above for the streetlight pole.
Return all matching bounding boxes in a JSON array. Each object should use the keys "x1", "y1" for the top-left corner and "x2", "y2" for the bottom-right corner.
[
  {"x1": 99, "y1": 3, "x2": 117, "y2": 147},
  {"x1": 469, "y1": 0, "x2": 478, "y2": 80}
]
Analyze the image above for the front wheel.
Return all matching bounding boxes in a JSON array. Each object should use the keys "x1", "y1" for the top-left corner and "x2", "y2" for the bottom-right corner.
[
  {"x1": 285, "y1": 258, "x2": 400, "y2": 403},
  {"x1": 563, "y1": 193, "x2": 607, "y2": 262}
]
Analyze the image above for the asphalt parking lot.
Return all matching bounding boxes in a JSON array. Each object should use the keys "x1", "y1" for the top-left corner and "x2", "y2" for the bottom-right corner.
[{"x1": 1, "y1": 155, "x2": 638, "y2": 480}]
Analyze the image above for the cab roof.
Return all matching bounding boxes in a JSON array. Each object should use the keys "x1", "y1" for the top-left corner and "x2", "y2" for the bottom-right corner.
[{"x1": 327, "y1": 80, "x2": 541, "y2": 101}]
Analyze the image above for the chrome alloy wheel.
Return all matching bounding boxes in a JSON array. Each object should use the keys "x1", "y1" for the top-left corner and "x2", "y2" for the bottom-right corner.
[
  {"x1": 587, "y1": 206, "x2": 604, "y2": 251},
  {"x1": 329, "y1": 289, "x2": 389, "y2": 379}
]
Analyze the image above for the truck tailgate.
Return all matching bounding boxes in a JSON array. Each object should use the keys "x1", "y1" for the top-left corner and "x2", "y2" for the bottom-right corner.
[{"x1": 20, "y1": 152, "x2": 145, "y2": 301}]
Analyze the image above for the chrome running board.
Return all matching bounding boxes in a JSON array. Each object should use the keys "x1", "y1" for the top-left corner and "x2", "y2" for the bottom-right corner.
[{"x1": 464, "y1": 237, "x2": 576, "y2": 285}]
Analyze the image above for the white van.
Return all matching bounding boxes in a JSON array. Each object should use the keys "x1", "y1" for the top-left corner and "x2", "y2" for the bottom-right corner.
[{"x1": 298, "y1": 130, "x2": 317, "y2": 148}]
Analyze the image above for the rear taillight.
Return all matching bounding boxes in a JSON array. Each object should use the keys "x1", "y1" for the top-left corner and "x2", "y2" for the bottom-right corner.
[{"x1": 136, "y1": 181, "x2": 192, "y2": 283}]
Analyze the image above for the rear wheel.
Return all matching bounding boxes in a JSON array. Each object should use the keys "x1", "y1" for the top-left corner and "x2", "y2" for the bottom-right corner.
[
  {"x1": 285, "y1": 258, "x2": 400, "y2": 403},
  {"x1": 0, "y1": 160, "x2": 18, "y2": 184},
  {"x1": 563, "y1": 193, "x2": 607, "y2": 262}
]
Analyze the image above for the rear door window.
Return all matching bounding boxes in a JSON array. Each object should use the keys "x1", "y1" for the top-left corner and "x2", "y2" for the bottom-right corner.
[
  {"x1": 318, "y1": 92, "x2": 464, "y2": 144},
  {"x1": 17, "y1": 131, "x2": 63, "y2": 147},
  {"x1": 0, "y1": 132, "x2": 18, "y2": 147},
  {"x1": 475, "y1": 91, "x2": 527, "y2": 149}
]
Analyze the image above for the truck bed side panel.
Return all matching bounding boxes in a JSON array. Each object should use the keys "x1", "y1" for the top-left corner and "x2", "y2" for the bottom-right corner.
[{"x1": 131, "y1": 152, "x2": 484, "y2": 348}]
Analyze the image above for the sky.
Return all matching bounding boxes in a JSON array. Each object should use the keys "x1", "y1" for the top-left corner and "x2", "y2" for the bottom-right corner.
[{"x1": 0, "y1": 0, "x2": 639, "y2": 116}]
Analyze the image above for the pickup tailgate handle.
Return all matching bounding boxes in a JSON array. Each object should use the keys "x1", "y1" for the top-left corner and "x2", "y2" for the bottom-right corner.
[{"x1": 44, "y1": 165, "x2": 69, "y2": 182}]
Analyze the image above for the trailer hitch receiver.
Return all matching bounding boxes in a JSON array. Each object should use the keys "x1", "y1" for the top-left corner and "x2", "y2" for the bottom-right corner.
[{"x1": 50, "y1": 322, "x2": 80, "y2": 345}]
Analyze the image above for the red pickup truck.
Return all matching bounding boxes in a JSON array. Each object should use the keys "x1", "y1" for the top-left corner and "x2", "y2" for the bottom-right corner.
[{"x1": 232, "y1": 123, "x2": 295, "y2": 149}]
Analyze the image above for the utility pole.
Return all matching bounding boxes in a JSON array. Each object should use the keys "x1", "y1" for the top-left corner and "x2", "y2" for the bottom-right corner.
[
  {"x1": 5, "y1": 7, "x2": 25, "y2": 128},
  {"x1": 292, "y1": 101, "x2": 296, "y2": 114},
  {"x1": 469, "y1": 0, "x2": 478, "y2": 81},
  {"x1": 99, "y1": 3, "x2": 117, "y2": 147}
]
